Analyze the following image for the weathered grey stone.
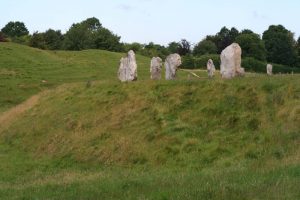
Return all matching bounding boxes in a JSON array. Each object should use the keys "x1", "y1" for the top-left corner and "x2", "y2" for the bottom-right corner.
[
  {"x1": 118, "y1": 50, "x2": 137, "y2": 82},
  {"x1": 165, "y1": 53, "x2": 182, "y2": 80},
  {"x1": 207, "y1": 59, "x2": 216, "y2": 78},
  {"x1": 236, "y1": 67, "x2": 245, "y2": 77},
  {"x1": 267, "y1": 64, "x2": 273, "y2": 75},
  {"x1": 150, "y1": 57, "x2": 163, "y2": 80},
  {"x1": 220, "y1": 43, "x2": 245, "y2": 79}
]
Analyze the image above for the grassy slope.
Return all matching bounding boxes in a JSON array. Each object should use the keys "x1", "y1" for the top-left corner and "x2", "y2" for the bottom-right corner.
[
  {"x1": 0, "y1": 43, "x2": 299, "y2": 199},
  {"x1": 0, "y1": 42, "x2": 150, "y2": 112}
]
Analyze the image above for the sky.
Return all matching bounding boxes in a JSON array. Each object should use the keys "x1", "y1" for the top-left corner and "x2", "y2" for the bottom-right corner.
[{"x1": 1, "y1": 0, "x2": 300, "y2": 45}]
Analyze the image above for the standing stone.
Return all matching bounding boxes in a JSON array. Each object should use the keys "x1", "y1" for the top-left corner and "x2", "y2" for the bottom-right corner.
[
  {"x1": 220, "y1": 43, "x2": 245, "y2": 79},
  {"x1": 165, "y1": 53, "x2": 182, "y2": 80},
  {"x1": 118, "y1": 50, "x2": 137, "y2": 82},
  {"x1": 150, "y1": 57, "x2": 163, "y2": 80},
  {"x1": 207, "y1": 59, "x2": 216, "y2": 78},
  {"x1": 267, "y1": 64, "x2": 273, "y2": 76}
]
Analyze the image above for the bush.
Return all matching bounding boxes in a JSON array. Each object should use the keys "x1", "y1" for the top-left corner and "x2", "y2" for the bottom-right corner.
[
  {"x1": 182, "y1": 55, "x2": 300, "y2": 73},
  {"x1": 11, "y1": 35, "x2": 31, "y2": 45},
  {"x1": 272, "y1": 63, "x2": 300, "y2": 74},
  {"x1": 242, "y1": 57, "x2": 266, "y2": 72},
  {"x1": 182, "y1": 54, "x2": 220, "y2": 69},
  {"x1": 0, "y1": 32, "x2": 7, "y2": 42},
  {"x1": 182, "y1": 55, "x2": 196, "y2": 69},
  {"x1": 29, "y1": 32, "x2": 46, "y2": 49},
  {"x1": 193, "y1": 40, "x2": 217, "y2": 56},
  {"x1": 242, "y1": 57, "x2": 300, "y2": 73}
]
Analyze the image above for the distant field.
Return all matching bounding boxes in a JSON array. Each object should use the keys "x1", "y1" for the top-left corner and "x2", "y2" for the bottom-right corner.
[{"x1": 0, "y1": 43, "x2": 299, "y2": 199}]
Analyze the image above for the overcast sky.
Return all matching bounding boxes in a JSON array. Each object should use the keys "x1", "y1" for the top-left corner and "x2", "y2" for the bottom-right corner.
[{"x1": 1, "y1": 0, "x2": 299, "y2": 45}]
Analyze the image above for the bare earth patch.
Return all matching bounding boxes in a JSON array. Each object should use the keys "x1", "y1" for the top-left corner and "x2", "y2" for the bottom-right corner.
[{"x1": 0, "y1": 94, "x2": 40, "y2": 132}]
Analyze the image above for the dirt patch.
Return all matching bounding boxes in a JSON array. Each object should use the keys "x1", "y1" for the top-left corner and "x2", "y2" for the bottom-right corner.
[{"x1": 0, "y1": 94, "x2": 40, "y2": 132}]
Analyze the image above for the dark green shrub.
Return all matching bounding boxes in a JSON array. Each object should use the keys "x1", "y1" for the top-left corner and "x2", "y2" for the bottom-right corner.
[
  {"x1": 242, "y1": 57, "x2": 300, "y2": 73},
  {"x1": 242, "y1": 57, "x2": 266, "y2": 72},
  {"x1": 182, "y1": 54, "x2": 220, "y2": 69},
  {"x1": 0, "y1": 32, "x2": 7, "y2": 42}
]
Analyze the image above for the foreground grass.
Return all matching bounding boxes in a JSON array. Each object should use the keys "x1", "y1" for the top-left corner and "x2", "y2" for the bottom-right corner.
[
  {"x1": 0, "y1": 141, "x2": 299, "y2": 200},
  {"x1": 1, "y1": 75, "x2": 299, "y2": 199}
]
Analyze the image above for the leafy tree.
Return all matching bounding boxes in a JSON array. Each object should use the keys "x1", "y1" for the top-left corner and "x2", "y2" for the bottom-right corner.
[
  {"x1": 263, "y1": 25, "x2": 297, "y2": 66},
  {"x1": 63, "y1": 17, "x2": 122, "y2": 51},
  {"x1": 0, "y1": 32, "x2": 7, "y2": 42},
  {"x1": 167, "y1": 42, "x2": 180, "y2": 54},
  {"x1": 94, "y1": 28, "x2": 122, "y2": 51},
  {"x1": 177, "y1": 39, "x2": 191, "y2": 56},
  {"x1": 140, "y1": 42, "x2": 169, "y2": 59},
  {"x1": 205, "y1": 35, "x2": 218, "y2": 44},
  {"x1": 1, "y1": 21, "x2": 29, "y2": 37},
  {"x1": 124, "y1": 42, "x2": 143, "y2": 52},
  {"x1": 63, "y1": 22, "x2": 95, "y2": 50},
  {"x1": 193, "y1": 39, "x2": 217, "y2": 56},
  {"x1": 29, "y1": 32, "x2": 46, "y2": 49},
  {"x1": 297, "y1": 37, "x2": 300, "y2": 55},
  {"x1": 235, "y1": 33, "x2": 266, "y2": 61},
  {"x1": 215, "y1": 27, "x2": 240, "y2": 53},
  {"x1": 44, "y1": 29, "x2": 63, "y2": 50},
  {"x1": 241, "y1": 29, "x2": 254, "y2": 34},
  {"x1": 83, "y1": 17, "x2": 102, "y2": 32}
]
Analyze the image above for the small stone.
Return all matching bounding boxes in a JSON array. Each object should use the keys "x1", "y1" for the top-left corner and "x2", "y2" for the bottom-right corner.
[
  {"x1": 207, "y1": 59, "x2": 216, "y2": 78},
  {"x1": 267, "y1": 64, "x2": 273, "y2": 76}
]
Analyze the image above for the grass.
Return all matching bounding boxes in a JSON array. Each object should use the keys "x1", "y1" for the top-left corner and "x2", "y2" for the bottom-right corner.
[
  {"x1": 0, "y1": 42, "x2": 299, "y2": 199},
  {"x1": 0, "y1": 43, "x2": 150, "y2": 112}
]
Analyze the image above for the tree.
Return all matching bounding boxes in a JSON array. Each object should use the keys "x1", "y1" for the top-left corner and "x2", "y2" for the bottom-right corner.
[
  {"x1": 44, "y1": 29, "x2": 63, "y2": 50},
  {"x1": 1, "y1": 21, "x2": 29, "y2": 37},
  {"x1": 29, "y1": 32, "x2": 46, "y2": 49},
  {"x1": 215, "y1": 27, "x2": 240, "y2": 53},
  {"x1": 235, "y1": 33, "x2": 266, "y2": 61},
  {"x1": 297, "y1": 37, "x2": 300, "y2": 55},
  {"x1": 193, "y1": 39, "x2": 217, "y2": 56},
  {"x1": 241, "y1": 29, "x2": 254, "y2": 34},
  {"x1": 63, "y1": 17, "x2": 122, "y2": 51},
  {"x1": 177, "y1": 39, "x2": 191, "y2": 56},
  {"x1": 167, "y1": 42, "x2": 180, "y2": 54},
  {"x1": 94, "y1": 28, "x2": 122, "y2": 51},
  {"x1": 263, "y1": 25, "x2": 297, "y2": 66},
  {"x1": 83, "y1": 17, "x2": 102, "y2": 32},
  {"x1": 140, "y1": 42, "x2": 169, "y2": 59},
  {"x1": 0, "y1": 32, "x2": 6, "y2": 42},
  {"x1": 124, "y1": 42, "x2": 143, "y2": 52},
  {"x1": 63, "y1": 22, "x2": 96, "y2": 50}
]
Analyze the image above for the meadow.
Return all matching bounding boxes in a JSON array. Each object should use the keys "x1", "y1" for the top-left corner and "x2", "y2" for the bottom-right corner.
[{"x1": 0, "y1": 43, "x2": 299, "y2": 199}]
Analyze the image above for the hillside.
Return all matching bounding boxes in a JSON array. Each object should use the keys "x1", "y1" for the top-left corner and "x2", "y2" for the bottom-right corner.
[
  {"x1": 0, "y1": 43, "x2": 151, "y2": 112},
  {"x1": 0, "y1": 43, "x2": 299, "y2": 199}
]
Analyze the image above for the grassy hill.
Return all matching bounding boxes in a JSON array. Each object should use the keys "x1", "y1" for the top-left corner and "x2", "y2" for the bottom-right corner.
[
  {"x1": 0, "y1": 43, "x2": 151, "y2": 112},
  {"x1": 0, "y1": 43, "x2": 299, "y2": 199}
]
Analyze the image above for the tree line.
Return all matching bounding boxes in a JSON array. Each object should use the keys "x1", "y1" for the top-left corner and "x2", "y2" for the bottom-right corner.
[{"x1": 1, "y1": 17, "x2": 300, "y2": 71}]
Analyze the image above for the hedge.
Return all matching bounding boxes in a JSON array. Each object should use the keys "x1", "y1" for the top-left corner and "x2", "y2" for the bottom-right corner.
[{"x1": 182, "y1": 55, "x2": 300, "y2": 73}]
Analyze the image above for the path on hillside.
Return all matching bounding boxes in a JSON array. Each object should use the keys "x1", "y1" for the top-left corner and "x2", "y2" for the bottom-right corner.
[{"x1": 0, "y1": 93, "x2": 41, "y2": 132}]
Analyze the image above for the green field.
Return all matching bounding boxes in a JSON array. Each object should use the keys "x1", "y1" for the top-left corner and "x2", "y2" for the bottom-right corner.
[{"x1": 0, "y1": 43, "x2": 299, "y2": 199}]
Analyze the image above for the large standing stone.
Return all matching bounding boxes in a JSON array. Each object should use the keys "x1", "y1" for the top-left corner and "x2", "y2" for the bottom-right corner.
[
  {"x1": 267, "y1": 64, "x2": 273, "y2": 75},
  {"x1": 150, "y1": 57, "x2": 163, "y2": 80},
  {"x1": 207, "y1": 59, "x2": 216, "y2": 78},
  {"x1": 165, "y1": 54, "x2": 182, "y2": 80},
  {"x1": 220, "y1": 43, "x2": 245, "y2": 79},
  {"x1": 118, "y1": 50, "x2": 137, "y2": 82}
]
